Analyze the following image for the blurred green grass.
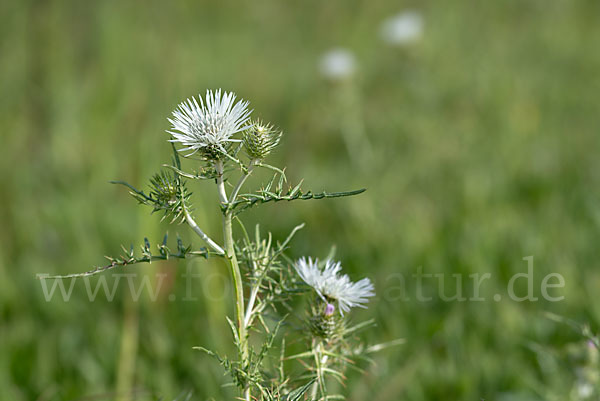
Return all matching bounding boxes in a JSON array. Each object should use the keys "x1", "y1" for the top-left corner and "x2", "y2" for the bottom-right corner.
[{"x1": 1, "y1": 0, "x2": 600, "y2": 400}]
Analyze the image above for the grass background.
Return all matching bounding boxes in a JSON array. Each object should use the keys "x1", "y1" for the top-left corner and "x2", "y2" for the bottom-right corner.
[{"x1": 1, "y1": 0, "x2": 600, "y2": 400}]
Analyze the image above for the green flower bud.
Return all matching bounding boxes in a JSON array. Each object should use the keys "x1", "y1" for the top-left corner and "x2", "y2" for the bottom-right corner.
[
  {"x1": 308, "y1": 299, "x2": 345, "y2": 342},
  {"x1": 242, "y1": 120, "x2": 282, "y2": 160},
  {"x1": 149, "y1": 171, "x2": 179, "y2": 206}
]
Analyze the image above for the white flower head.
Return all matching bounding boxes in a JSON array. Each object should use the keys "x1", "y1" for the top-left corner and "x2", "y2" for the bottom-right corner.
[
  {"x1": 167, "y1": 89, "x2": 252, "y2": 157},
  {"x1": 319, "y1": 48, "x2": 356, "y2": 81},
  {"x1": 380, "y1": 11, "x2": 424, "y2": 46},
  {"x1": 295, "y1": 257, "x2": 375, "y2": 315}
]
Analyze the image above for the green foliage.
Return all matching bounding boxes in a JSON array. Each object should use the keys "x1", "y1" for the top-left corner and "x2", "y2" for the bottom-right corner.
[
  {"x1": 112, "y1": 147, "x2": 191, "y2": 223},
  {"x1": 230, "y1": 173, "x2": 366, "y2": 216},
  {"x1": 50, "y1": 80, "x2": 369, "y2": 401},
  {"x1": 3, "y1": 1, "x2": 600, "y2": 401},
  {"x1": 44, "y1": 234, "x2": 216, "y2": 279},
  {"x1": 243, "y1": 120, "x2": 283, "y2": 160}
]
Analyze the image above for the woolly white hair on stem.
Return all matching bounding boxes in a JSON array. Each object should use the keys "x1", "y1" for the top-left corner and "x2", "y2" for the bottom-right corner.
[
  {"x1": 167, "y1": 89, "x2": 253, "y2": 156},
  {"x1": 295, "y1": 257, "x2": 375, "y2": 315}
]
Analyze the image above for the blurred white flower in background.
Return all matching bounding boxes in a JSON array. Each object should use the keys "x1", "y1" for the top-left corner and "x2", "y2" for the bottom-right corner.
[
  {"x1": 319, "y1": 48, "x2": 356, "y2": 81},
  {"x1": 577, "y1": 383, "x2": 594, "y2": 399},
  {"x1": 380, "y1": 10, "x2": 424, "y2": 46}
]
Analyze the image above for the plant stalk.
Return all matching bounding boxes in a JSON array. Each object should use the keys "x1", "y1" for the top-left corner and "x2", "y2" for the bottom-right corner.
[
  {"x1": 230, "y1": 159, "x2": 256, "y2": 205},
  {"x1": 184, "y1": 209, "x2": 225, "y2": 255},
  {"x1": 311, "y1": 340, "x2": 328, "y2": 401},
  {"x1": 216, "y1": 160, "x2": 250, "y2": 400},
  {"x1": 222, "y1": 211, "x2": 246, "y2": 350}
]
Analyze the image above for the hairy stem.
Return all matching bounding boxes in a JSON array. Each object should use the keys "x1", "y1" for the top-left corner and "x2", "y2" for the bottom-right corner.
[
  {"x1": 216, "y1": 160, "x2": 250, "y2": 400},
  {"x1": 224, "y1": 210, "x2": 250, "y2": 399},
  {"x1": 184, "y1": 209, "x2": 225, "y2": 255},
  {"x1": 215, "y1": 160, "x2": 229, "y2": 204},
  {"x1": 222, "y1": 211, "x2": 246, "y2": 345},
  {"x1": 230, "y1": 159, "x2": 256, "y2": 205}
]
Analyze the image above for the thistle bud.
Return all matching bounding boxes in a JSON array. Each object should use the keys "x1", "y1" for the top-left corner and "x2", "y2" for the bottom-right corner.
[
  {"x1": 149, "y1": 171, "x2": 179, "y2": 206},
  {"x1": 308, "y1": 300, "x2": 344, "y2": 342},
  {"x1": 242, "y1": 120, "x2": 282, "y2": 160}
]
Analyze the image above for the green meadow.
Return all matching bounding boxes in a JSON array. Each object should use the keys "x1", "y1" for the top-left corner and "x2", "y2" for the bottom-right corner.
[{"x1": 1, "y1": 0, "x2": 599, "y2": 400}]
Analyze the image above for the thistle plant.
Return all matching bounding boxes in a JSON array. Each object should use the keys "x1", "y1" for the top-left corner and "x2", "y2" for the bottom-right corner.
[{"x1": 53, "y1": 89, "x2": 396, "y2": 401}]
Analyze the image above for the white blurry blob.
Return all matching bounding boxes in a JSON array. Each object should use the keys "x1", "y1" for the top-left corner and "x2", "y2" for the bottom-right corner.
[
  {"x1": 577, "y1": 382, "x2": 594, "y2": 399},
  {"x1": 380, "y1": 11, "x2": 424, "y2": 46},
  {"x1": 319, "y1": 48, "x2": 356, "y2": 81}
]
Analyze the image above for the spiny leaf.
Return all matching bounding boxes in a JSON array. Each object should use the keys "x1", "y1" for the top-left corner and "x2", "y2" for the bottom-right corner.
[
  {"x1": 42, "y1": 235, "x2": 217, "y2": 279},
  {"x1": 232, "y1": 186, "x2": 366, "y2": 216}
]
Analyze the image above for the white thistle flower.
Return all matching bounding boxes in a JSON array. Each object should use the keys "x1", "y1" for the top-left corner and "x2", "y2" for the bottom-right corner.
[
  {"x1": 295, "y1": 257, "x2": 375, "y2": 315},
  {"x1": 167, "y1": 89, "x2": 252, "y2": 156},
  {"x1": 319, "y1": 48, "x2": 356, "y2": 81},
  {"x1": 380, "y1": 11, "x2": 424, "y2": 46}
]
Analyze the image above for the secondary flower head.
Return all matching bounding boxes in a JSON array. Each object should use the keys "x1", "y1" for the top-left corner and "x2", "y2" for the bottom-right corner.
[
  {"x1": 242, "y1": 119, "x2": 282, "y2": 160},
  {"x1": 167, "y1": 89, "x2": 252, "y2": 157},
  {"x1": 295, "y1": 257, "x2": 375, "y2": 315}
]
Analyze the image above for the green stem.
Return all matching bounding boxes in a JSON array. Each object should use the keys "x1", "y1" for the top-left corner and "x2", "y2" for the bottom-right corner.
[
  {"x1": 184, "y1": 208, "x2": 225, "y2": 255},
  {"x1": 311, "y1": 340, "x2": 328, "y2": 401},
  {"x1": 222, "y1": 211, "x2": 246, "y2": 348},
  {"x1": 216, "y1": 160, "x2": 249, "y2": 400},
  {"x1": 230, "y1": 159, "x2": 256, "y2": 205},
  {"x1": 215, "y1": 160, "x2": 229, "y2": 204},
  {"x1": 223, "y1": 210, "x2": 250, "y2": 399}
]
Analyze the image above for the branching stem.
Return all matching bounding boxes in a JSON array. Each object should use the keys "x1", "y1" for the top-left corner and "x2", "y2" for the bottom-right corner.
[
  {"x1": 230, "y1": 159, "x2": 256, "y2": 205},
  {"x1": 184, "y1": 209, "x2": 225, "y2": 255}
]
